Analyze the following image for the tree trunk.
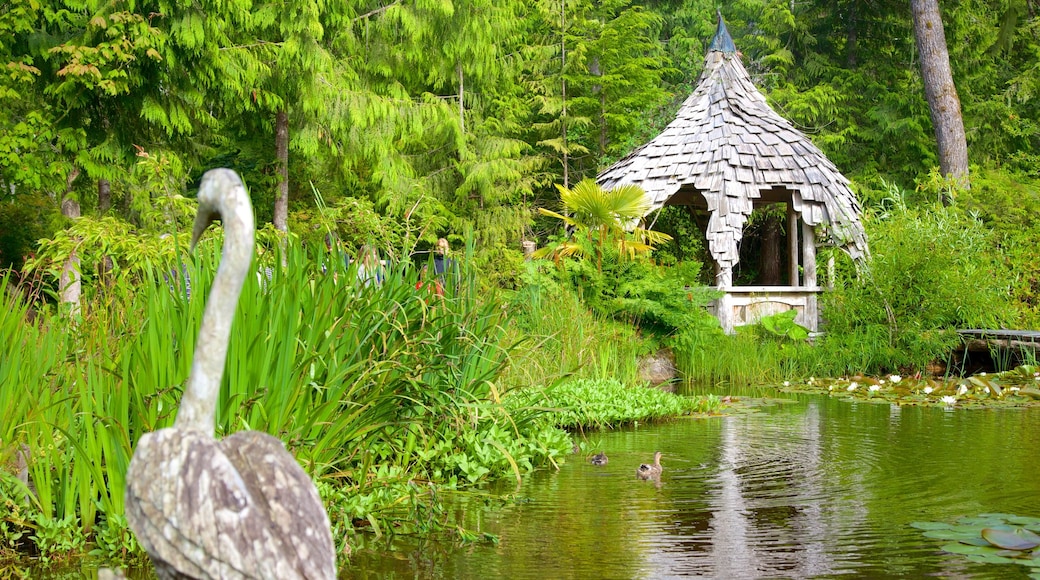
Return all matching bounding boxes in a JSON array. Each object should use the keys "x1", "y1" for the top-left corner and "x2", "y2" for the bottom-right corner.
[
  {"x1": 98, "y1": 178, "x2": 111, "y2": 213},
  {"x1": 911, "y1": 0, "x2": 970, "y2": 192},
  {"x1": 457, "y1": 62, "x2": 465, "y2": 134},
  {"x1": 590, "y1": 56, "x2": 607, "y2": 155},
  {"x1": 273, "y1": 110, "x2": 289, "y2": 231},
  {"x1": 560, "y1": 0, "x2": 569, "y2": 189},
  {"x1": 59, "y1": 197, "x2": 81, "y2": 315},
  {"x1": 760, "y1": 210, "x2": 781, "y2": 285},
  {"x1": 845, "y1": 1, "x2": 859, "y2": 68}
]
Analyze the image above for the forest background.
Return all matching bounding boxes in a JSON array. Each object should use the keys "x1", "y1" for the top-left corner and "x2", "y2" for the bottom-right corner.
[{"x1": 1, "y1": 0, "x2": 1037, "y2": 289}]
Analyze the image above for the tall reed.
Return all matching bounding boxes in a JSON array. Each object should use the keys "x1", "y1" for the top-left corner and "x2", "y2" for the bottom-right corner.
[{"x1": 2, "y1": 236, "x2": 567, "y2": 559}]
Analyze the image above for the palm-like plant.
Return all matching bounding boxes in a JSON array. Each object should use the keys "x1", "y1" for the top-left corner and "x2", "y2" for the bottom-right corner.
[{"x1": 537, "y1": 178, "x2": 672, "y2": 271}]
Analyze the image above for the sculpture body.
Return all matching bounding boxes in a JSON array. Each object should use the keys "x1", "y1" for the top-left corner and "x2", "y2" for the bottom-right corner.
[{"x1": 125, "y1": 169, "x2": 336, "y2": 579}]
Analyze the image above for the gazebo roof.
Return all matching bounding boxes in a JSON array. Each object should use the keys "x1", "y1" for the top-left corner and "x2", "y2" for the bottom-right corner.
[{"x1": 597, "y1": 14, "x2": 868, "y2": 269}]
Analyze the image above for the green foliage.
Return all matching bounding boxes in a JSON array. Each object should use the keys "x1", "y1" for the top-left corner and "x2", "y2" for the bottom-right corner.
[
  {"x1": 506, "y1": 378, "x2": 721, "y2": 430},
  {"x1": 502, "y1": 261, "x2": 647, "y2": 386},
  {"x1": 758, "y1": 310, "x2": 810, "y2": 341},
  {"x1": 537, "y1": 178, "x2": 672, "y2": 271},
  {"x1": 819, "y1": 197, "x2": 1014, "y2": 375},
  {"x1": 673, "y1": 325, "x2": 808, "y2": 387},
  {"x1": 0, "y1": 192, "x2": 60, "y2": 271},
  {"x1": 956, "y1": 168, "x2": 1040, "y2": 327}
]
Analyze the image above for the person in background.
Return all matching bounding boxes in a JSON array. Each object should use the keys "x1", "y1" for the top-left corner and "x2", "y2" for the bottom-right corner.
[
  {"x1": 356, "y1": 244, "x2": 383, "y2": 286},
  {"x1": 432, "y1": 238, "x2": 454, "y2": 277}
]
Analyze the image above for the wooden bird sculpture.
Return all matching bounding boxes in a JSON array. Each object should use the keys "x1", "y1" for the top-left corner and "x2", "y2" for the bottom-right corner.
[
  {"x1": 636, "y1": 451, "x2": 663, "y2": 480},
  {"x1": 125, "y1": 169, "x2": 336, "y2": 580}
]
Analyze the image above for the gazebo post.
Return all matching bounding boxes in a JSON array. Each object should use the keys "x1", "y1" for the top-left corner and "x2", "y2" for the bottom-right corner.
[
  {"x1": 801, "y1": 220, "x2": 819, "y2": 331},
  {"x1": 715, "y1": 263, "x2": 735, "y2": 334},
  {"x1": 787, "y1": 204, "x2": 800, "y2": 286}
]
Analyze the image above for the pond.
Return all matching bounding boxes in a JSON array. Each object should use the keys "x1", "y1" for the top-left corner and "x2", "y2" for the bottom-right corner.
[{"x1": 344, "y1": 392, "x2": 1040, "y2": 579}]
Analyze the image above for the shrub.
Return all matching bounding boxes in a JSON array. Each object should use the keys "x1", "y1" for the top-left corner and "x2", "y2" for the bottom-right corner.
[{"x1": 818, "y1": 200, "x2": 1014, "y2": 374}]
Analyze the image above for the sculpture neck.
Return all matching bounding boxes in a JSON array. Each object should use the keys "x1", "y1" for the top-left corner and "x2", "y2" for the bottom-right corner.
[{"x1": 175, "y1": 178, "x2": 254, "y2": 435}]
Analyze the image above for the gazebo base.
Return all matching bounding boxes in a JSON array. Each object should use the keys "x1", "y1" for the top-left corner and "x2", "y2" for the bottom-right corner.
[{"x1": 709, "y1": 286, "x2": 821, "y2": 334}]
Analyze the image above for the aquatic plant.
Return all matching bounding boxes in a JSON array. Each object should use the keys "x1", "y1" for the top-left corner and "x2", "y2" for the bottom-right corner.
[
  {"x1": 781, "y1": 365, "x2": 1040, "y2": 408},
  {"x1": 912, "y1": 514, "x2": 1040, "y2": 575},
  {"x1": 507, "y1": 378, "x2": 721, "y2": 430}
]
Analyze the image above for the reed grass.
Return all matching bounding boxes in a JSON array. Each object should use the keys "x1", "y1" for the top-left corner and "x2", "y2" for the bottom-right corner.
[
  {"x1": 1, "y1": 236, "x2": 583, "y2": 561},
  {"x1": 499, "y1": 266, "x2": 646, "y2": 388}
]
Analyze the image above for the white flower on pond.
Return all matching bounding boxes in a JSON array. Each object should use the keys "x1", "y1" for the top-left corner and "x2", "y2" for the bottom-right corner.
[
  {"x1": 868, "y1": 385, "x2": 881, "y2": 393},
  {"x1": 890, "y1": 375, "x2": 902, "y2": 383},
  {"x1": 828, "y1": 385, "x2": 834, "y2": 391},
  {"x1": 879, "y1": 379, "x2": 886, "y2": 385},
  {"x1": 783, "y1": 381, "x2": 790, "y2": 387},
  {"x1": 923, "y1": 386, "x2": 934, "y2": 395},
  {"x1": 847, "y1": 383, "x2": 858, "y2": 392},
  {"x1": 984, "y1": 386, "x2": 991, "y2": 393},
  {"x1": 809, "y1": 376, "x2": 816, "y2": 384},
  {"x1": 1010, "y1": 387, "x2": 1021, "y2": 392},
  {"x1": 941, "y1": 395, "x2": 957, "y2": 406},
  {"x1": 957, "y1": 385, "x2": 968, "y2": 396}
]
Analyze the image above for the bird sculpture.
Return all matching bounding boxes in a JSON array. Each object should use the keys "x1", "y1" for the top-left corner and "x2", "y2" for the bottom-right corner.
[
  {"x1": 590, "y1": 452, "x2": 609, "y2": 466},
  {"x1": 636, "y1": 451, "x2": 663, "y2": 480},
  {"x1": 124, "y1": 169, "x2": 336, "y2": 580}
]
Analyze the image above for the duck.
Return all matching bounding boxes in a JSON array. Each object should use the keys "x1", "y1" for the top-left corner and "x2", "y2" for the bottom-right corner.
[
  {"x1": 636, "y1": 451, "x2": 663, "y2": 480},
  {"x1": 590, "y1": 452, "x2": 608, "y2": 466}
]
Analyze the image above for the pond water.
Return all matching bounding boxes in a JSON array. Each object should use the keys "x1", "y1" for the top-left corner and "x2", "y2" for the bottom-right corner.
[{"x1": 344, "y1": 392, "x2": 1040, "y2": 579}]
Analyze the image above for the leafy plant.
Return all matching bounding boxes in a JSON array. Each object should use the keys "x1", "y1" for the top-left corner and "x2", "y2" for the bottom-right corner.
[
  {"x1": 536, "y1": 179, "x2": 672, "y2": 272},
  {"x1": 757, "y1": 310, "x2": 810, "y2": 341},
  {"x1": 912, "y1": 514, "x2": 1040, "y2": 575}
]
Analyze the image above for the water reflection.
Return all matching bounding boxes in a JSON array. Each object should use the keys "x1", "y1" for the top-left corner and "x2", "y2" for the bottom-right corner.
[{"x1": 344, "y1": 395, "x2": 1040, "y2": 579}]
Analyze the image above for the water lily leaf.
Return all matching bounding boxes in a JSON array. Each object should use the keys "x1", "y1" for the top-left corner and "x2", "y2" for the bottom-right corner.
[
  {"x1": 959, "y1": 516, "x2": 1010, "y2": 527},
  {"x1": 983, "y1": 527, "x2": 1040, "y2": 550},
  {"x1": 966, "y1": 553, "x2": 1023, "y2": 565},
  {"x1": 965, "y1": 552, "x2": 1023, "y2": 565},
  {"x1": 942, "y1": 543, "x2": 1002, "y2": 556},
  {"x1": 1007, "y1": 516, "x2": 1040, "y2": 527},
  {"x1": 923, "y1": 530, "x2": 991, "y2": 544},
  {"x1": 968, "y1": 376, "x2": 991, "y2": 389},
  {"x1": 1018, "y1": 388, "x2": 1040, "y2": 400},
  {"x1": 911, "y1": 521, "x2": 953, "y2": 530}
]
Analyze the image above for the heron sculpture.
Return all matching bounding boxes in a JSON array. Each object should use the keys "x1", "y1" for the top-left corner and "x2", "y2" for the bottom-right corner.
[
  {"x1": 636, "y1": 451, "x2": 663, "y2": 481},
  {"x1": 125, "y1": 169, "x2": 336, "y2": 579}
]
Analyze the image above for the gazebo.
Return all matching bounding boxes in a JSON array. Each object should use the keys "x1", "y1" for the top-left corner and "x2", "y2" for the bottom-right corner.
[{"x1": 597, "y1": 14, "x2": 868, "y2": 333}]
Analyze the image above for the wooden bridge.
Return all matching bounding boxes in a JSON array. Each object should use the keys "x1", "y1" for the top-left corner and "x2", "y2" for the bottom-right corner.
[{"x1": 956, "y1": 329, "x2": 1040, "y2": 370}]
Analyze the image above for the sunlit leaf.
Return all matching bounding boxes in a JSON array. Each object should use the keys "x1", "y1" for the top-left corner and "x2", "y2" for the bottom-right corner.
[{"x1": 983, "y1": 527, "x2": 1040, "y2": 550}]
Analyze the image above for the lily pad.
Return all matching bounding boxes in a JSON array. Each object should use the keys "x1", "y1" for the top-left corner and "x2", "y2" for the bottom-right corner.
[
  {"x1": 958, "y1": 516, "x2": 1011, "y2": 527},
  {"x1": 923, "y1": 530, "x2": 991, "y2": 545},
  {"x1": 982, "y1": 527, "x2": 1040, "y2": 550},
  {"x1": 967, "y1": 553, "x2": 1026, "y2": 565},
  {"x1": 1007, "y1": 516, "x2": 1040, "y2": 527},
  {"x1": 911, "y1": 521, "x2": 954, "y2": 530},
  {"x1": 942, "y1": 543, "x2": 1003, "y2": 556}
]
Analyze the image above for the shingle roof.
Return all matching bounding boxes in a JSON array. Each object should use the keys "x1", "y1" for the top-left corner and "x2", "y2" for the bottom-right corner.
[{"x1": 597, "y1": 15, "x2": 868, "y2": 268}]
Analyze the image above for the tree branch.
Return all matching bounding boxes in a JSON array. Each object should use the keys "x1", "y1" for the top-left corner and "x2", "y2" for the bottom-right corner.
[{"x1": 354, "y1": 1, "x2": 401, "y2": 23}]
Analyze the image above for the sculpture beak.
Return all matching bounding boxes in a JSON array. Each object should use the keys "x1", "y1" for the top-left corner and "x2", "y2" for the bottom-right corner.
[{"x1": 190, "y1": 208, "x2": 218, "y2": 253}]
